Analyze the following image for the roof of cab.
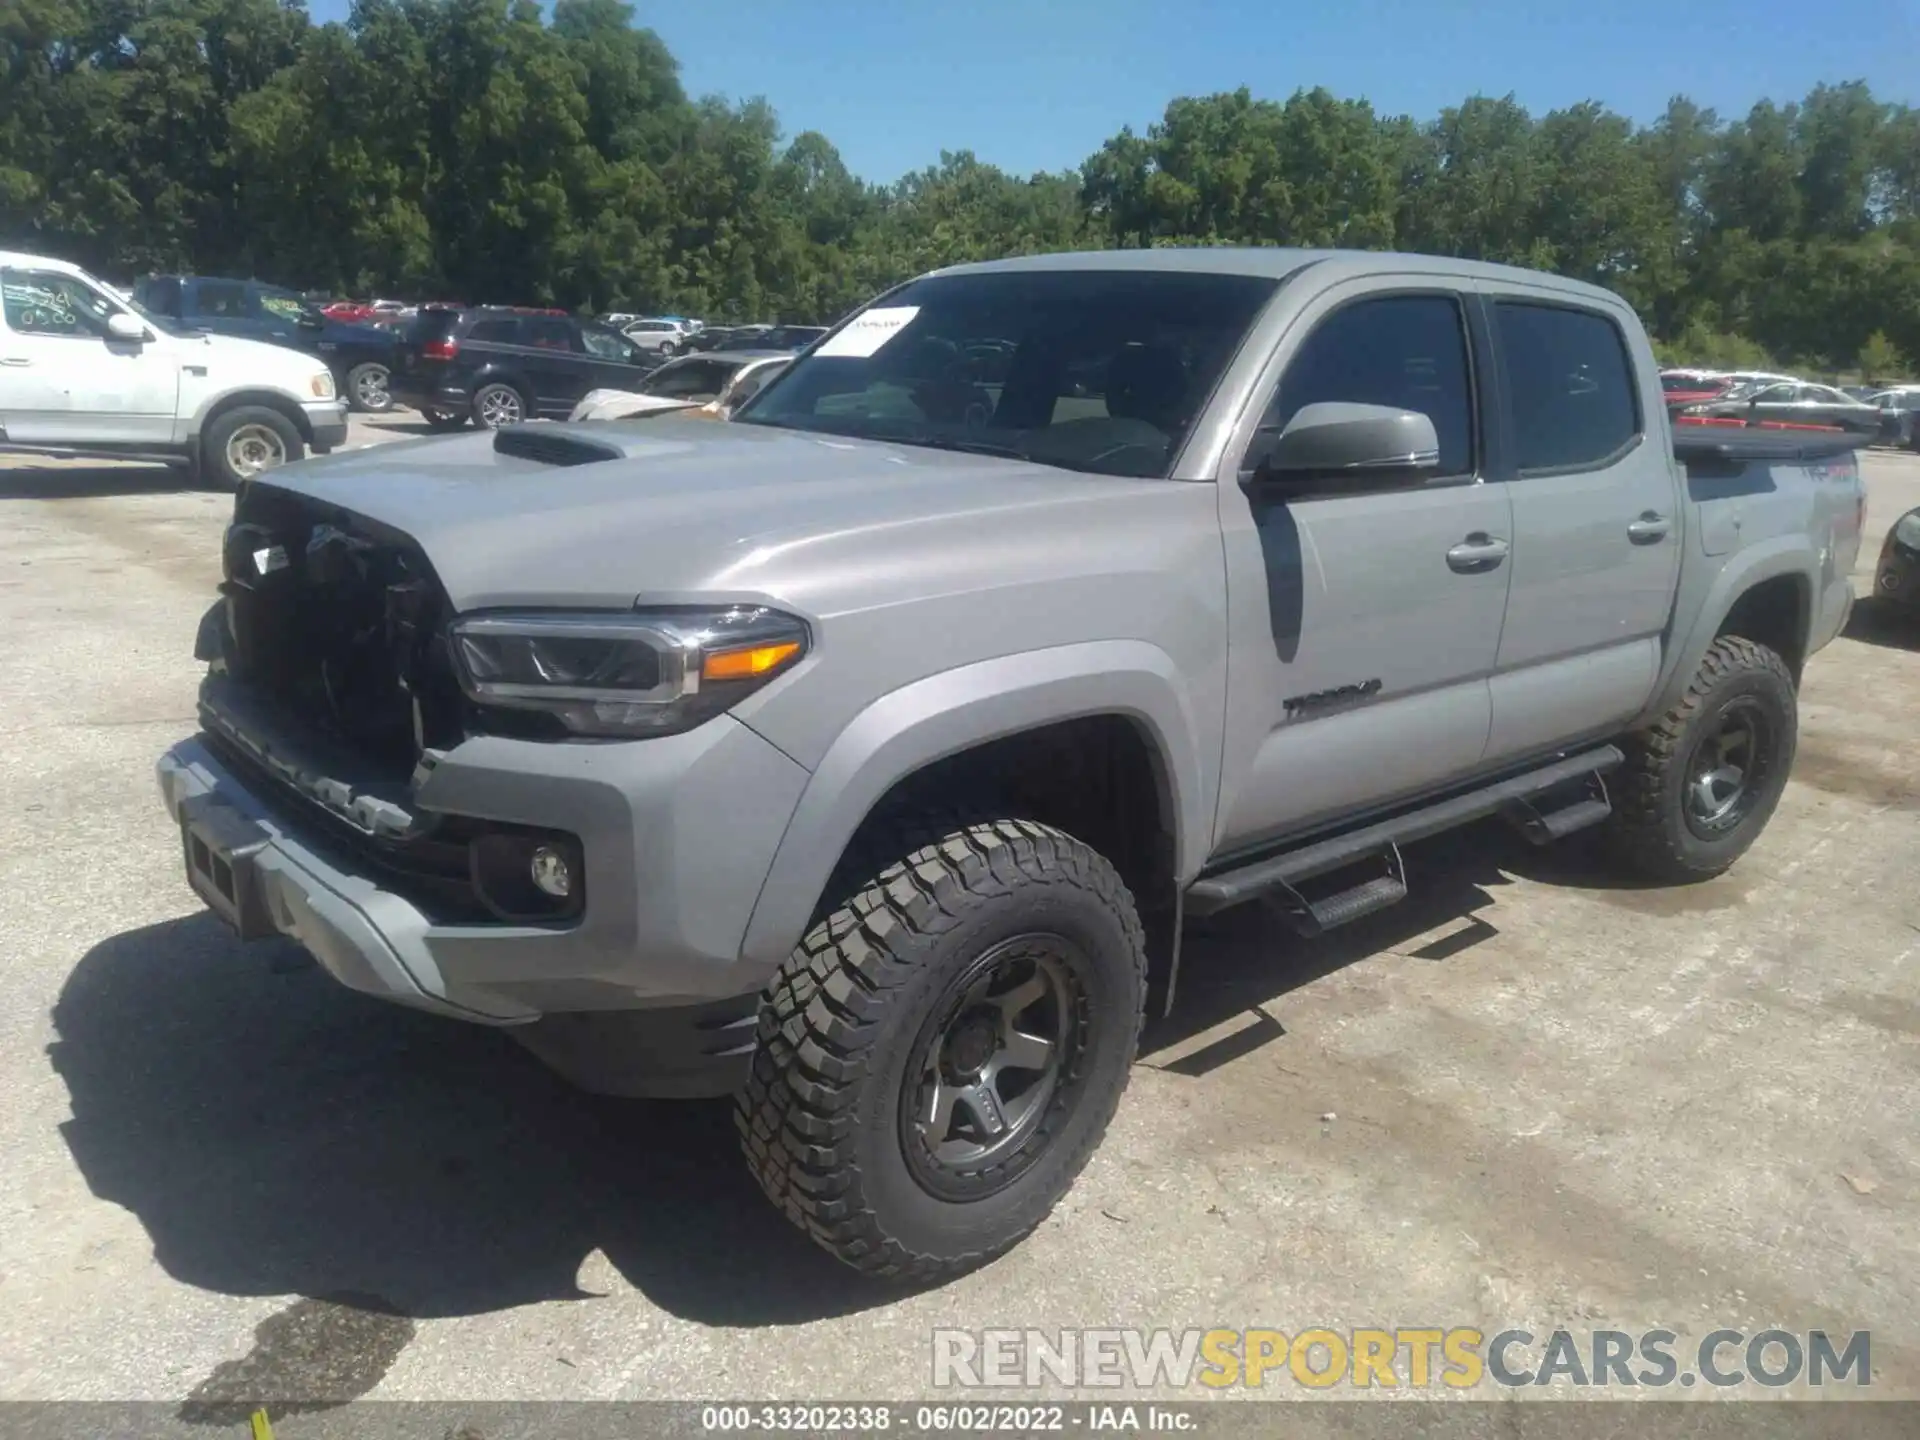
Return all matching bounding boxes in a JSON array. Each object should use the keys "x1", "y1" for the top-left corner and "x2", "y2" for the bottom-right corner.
[
  {"x1": 928, "y1": 245, "x2": 1622, "y2": 303},
  {"x1": 0, "y1": 249, "x2": 86, "y2": 274}
]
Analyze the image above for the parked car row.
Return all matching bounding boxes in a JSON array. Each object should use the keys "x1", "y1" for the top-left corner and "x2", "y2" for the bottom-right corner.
[{"x1": 1660, "y1": 367, "x2": 1920, "y2": 449}]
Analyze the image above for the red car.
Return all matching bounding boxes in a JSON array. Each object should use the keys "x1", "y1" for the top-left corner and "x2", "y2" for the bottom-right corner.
[{"x1": 1661, "y1": 371, "x2": 1734, "y2": 408}]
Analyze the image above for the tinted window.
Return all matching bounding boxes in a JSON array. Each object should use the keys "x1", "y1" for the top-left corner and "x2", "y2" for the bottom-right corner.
[
  {"x1": 136, "y1": 277, "x2": 183, "y2": 317},
  {"x1": 1494, "y1": 302, "x2": 1639, "y2": 473},
  {"x1": 736, "y1": 269, "x2": 1279, "y2": 479},
  {"x1": 580, "y1": 325, "x2": 638, "y2": 362},
  {"x1": 1263, "y1": 294, "x2": 1474, "y2": 477},
  {"x1": 523, "y1": 318, "x2": 575, "y2": 351},
  {"x1": 464, "y1": 318, "x2": 521, "y2": 344},
  {"x1": 195, "y1": 281, "x2": 248, "y2": 318}
]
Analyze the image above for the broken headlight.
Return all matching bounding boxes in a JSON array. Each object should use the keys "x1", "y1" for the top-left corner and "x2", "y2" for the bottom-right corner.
[{"x1": 447, "y1": 606, "x2": 808, "y2": 739}]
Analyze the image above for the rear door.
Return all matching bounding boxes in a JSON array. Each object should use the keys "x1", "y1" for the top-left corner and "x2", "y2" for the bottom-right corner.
[
  {"x1": 1212, "y1": 282, "x2": 1515, "y2": 851},
  {"x1": 1479, "y1": 289, "x2": 1681, "y2": 762}
]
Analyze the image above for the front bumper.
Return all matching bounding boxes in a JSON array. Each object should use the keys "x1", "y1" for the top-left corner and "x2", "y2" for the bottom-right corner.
[
  {"x1": 156, "y1": 712, "x2": 811, "y2": 1093},
  {"x1": 302, "y1": 398, "x2": 349, "y2": 452}
]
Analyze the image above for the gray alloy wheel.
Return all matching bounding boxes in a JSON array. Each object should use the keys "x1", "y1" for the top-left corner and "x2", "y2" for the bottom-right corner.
[
  {"x1": 346, "y1": 362, "x2": 392, "y2": 413},
  {"x1": 473, "y1": 383, "x2": 526, "y2": 429}
]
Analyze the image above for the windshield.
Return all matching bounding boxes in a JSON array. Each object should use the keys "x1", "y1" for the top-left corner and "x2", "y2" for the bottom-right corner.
[{"x1": 732, "y1": 268, "x2": 1280, "y2": 478}]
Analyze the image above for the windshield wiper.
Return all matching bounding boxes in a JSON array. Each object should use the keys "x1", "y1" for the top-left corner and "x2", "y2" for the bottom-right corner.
[{"x1": 887, "y1": 434, "x2": 1028, "y2": 461}]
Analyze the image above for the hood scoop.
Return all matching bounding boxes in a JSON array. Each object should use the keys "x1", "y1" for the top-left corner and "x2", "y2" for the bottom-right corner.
[{"x1": 492, "y1": 424, "x2": 630, "y2": 467}]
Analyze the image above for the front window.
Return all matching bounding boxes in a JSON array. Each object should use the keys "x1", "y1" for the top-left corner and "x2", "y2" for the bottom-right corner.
[
  {"x1": 1, "y1": 268, "x2": 122, "y2": 338},
  {"x1": 733, "y1": 269, "x2": 1281, "y2": 478},
  {"x1": 580, "y1": 325, "x2": 639, "y2": 362},
  {"x1": 259, "y1": 288, "x2": 322, "y2": 326}
]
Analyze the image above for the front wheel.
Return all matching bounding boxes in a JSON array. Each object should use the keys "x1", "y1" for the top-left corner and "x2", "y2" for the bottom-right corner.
[
  {"x1": 1603, "y1": 635, "x2": 1797, "y2": 883},
  {"x1": 345, "y1": 361, "x2": 392, "y2": 413},
  {"x1": 204, "y1": 405, "x2": 305, "y2": 489},
  {"x1": 737, "y1": 817, "x2": 1146, "y2": 1282}
]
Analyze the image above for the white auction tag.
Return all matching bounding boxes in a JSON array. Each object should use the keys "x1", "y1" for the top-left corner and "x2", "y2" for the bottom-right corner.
[{"x1": 813, "y1": 306, "x2": 920, "y2": 358}]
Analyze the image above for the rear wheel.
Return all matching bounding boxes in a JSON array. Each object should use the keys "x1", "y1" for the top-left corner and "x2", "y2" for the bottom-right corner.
[
  {"x1": 1604, "y1": 635, "x2": 1797, "y2": 882},
  {"x1": 472, "y1": 382, "x2": 527, "y2": 429},
  {"x1": 736, "y1": 817, "x2": 1146, "y2": 1282},
  {"x1": 204, "y1": 405, "x2": 304, "y2": 490}
]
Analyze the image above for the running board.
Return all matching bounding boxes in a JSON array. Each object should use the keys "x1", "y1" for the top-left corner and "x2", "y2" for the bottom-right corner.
[{"x1": 1185, "y1": 745, "x2": 1625, "y2": 920}]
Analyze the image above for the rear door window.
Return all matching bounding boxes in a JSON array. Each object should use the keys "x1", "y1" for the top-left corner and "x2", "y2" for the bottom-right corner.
[
  {"x1": 193, "y1": 281, "x2": 249, "y2": 319},
  {"x1": 1492, "y1": 302, "x2": 1640, "y2": 474},
  {"x1": 463, "y1": 318, "x2": 521, "y2": 345},
  {"x1": 523, "y1": 318, "x2": 576, "y2": 352}
]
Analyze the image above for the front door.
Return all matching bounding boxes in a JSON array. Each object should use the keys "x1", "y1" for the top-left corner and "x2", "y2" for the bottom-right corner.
[
  {"x1": 0, "y1": 267, "x2": 178, "y2": 444},
  {"x1": 1213, "y1": 284, "x2": 1514, "y2": 854},
  {"x1": 1477, "y1": 289, "x2": 1682, "y2": 762}
]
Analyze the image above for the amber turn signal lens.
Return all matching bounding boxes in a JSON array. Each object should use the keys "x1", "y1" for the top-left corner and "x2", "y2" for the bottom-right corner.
[{"x1": 702, "y1": 639, "x2": 801, "y2": 682}]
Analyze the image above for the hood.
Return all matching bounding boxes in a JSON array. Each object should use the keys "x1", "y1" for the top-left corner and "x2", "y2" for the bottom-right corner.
[
  {"x1": 180, "y1": 328, "x2": 331, "y2": 380},
  {"x1": 253, "y1": 417, "x2": 1186, "y2": 615}
]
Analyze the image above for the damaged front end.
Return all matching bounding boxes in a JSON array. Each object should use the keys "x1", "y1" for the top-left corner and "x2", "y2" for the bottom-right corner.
[{"x1": 193, "y1": 485, "x2": 579, "y2": 925}]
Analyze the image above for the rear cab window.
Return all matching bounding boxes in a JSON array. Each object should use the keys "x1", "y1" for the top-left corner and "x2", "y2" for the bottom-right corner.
[{"x1": 1491, "y1": 301, "x2": 1641, "y2": 474}]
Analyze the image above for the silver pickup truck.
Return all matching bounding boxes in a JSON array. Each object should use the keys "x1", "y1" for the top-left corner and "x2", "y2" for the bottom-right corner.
[{"x1": 156, "y1": 248, "x2": 1868, "y2": 1282}]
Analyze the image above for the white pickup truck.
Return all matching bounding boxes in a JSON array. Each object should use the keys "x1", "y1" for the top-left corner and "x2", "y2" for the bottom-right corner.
[{"x1": 0, "y1": 249, "x2": 348, "y2": 487}]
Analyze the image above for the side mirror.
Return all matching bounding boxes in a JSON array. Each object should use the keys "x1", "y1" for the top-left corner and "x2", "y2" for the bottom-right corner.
[
  {"x1": 106, "y1": 313, "x2": 148, "y2": 342},
  {"x1": 1246, "y1": 402, "x2": 1440, "y2": 485}
]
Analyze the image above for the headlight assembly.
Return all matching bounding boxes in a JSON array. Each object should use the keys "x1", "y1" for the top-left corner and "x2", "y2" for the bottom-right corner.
[
  {"x1": 448, "y1": 606, "x2": 809, "y2": 738},
  {"x1": 310, "y1": 370, "x2": 337, "y2": 399},
  {"x1": 1894, "y1": 510, "x2": 1920, "y2": 551}
]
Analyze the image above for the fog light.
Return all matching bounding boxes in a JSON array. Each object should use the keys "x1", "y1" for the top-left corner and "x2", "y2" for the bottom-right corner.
[{"x1": 530, "y1": 845, "x2": 573, "y2": 899}]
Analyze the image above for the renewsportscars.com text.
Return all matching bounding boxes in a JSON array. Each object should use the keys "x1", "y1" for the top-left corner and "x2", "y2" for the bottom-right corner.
[{"x1": 931, "y1": 1327, "x2": 1871, "y2": 1391}]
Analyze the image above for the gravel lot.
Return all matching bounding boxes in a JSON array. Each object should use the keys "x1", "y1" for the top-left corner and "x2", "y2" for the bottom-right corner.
[{"x1": 0, "y1": 423, "x2": 1916, "y2": 1412}]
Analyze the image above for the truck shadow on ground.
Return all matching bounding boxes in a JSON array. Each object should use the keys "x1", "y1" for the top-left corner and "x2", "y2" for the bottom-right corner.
[
  {"x1": 0, "y1": 462, "x2": 204, "y2": 500},
  {"x1": 1843, "y1": 595, "x2": 1920, "y2": 652},
  {"x1": 47, "y1": 819, "x2": 1628, "y2": 1336}
]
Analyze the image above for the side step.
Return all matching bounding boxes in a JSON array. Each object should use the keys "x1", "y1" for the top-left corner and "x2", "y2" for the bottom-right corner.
[
  {"x1": 1185, "y1": 745, "x2": 1624, "y2": 924},
  {"x1": 1500, "y1": 773, "x2": 1614, "y2": 845}
]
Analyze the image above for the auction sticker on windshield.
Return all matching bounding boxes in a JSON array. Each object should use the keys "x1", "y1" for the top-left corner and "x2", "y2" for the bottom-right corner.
[{"x1": 814, "y1": 306, "x2": 919, "y2": 358}]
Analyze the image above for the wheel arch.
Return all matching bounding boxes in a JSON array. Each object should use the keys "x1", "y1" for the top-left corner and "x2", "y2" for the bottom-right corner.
[
  {"x1": 197, "y1": 389, "x2": 317, "y2": 446},
  {"x1": 1644, "y1": 539, "x2": 1816, "y2": 721},
  {"x1": 737, "y1": 642, "x2": 1212, "y2": 973}
]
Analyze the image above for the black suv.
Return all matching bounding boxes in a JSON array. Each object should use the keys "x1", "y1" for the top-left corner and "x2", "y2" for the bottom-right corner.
[{"x1": 389, "y1": 308, "x2": 663, "y2": 429}]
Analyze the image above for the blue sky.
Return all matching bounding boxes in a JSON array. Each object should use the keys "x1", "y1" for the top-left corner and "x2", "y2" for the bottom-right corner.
[{"x1": 306, "y1": 0, "x2": 1920, "y2": 183}]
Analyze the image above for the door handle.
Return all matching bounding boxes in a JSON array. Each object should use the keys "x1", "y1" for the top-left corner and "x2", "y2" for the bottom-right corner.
[
  {"x1": 1445, "y1": 533, "x2": 1509, "y2": 574},
  {"x1": 0, "y1": 357, "x2": 30, "y2": 367},
  {"x1": 1628, "y1": 512, "x2": 1670, "y2": 544}
]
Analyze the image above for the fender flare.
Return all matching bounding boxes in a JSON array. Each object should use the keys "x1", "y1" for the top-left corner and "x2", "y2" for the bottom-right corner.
[
  {"x1": 737, "y1": 640, "x2": 1212, "y2": 968},
  {"x1": 1643, "y1": 535, "x2": 1815, "y2": 721}
]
